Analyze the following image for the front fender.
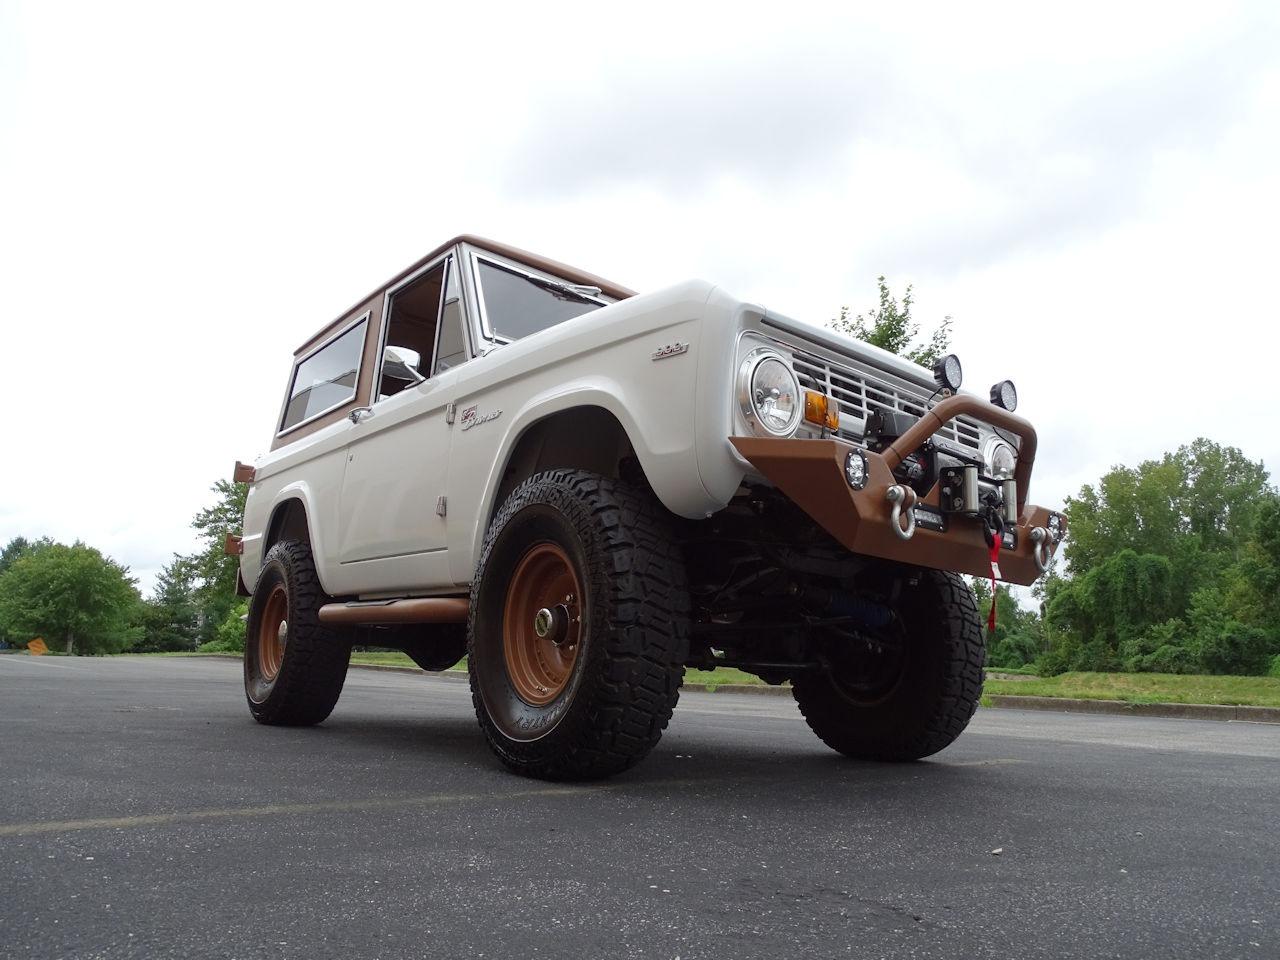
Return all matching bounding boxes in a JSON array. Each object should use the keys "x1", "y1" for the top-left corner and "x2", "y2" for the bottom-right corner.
[
  {"x1": 240, "y1": 480, "x2": 332, "y2": 595},
  {"x1": 460, "y1": 379, "x2": 717, "y2": 577}
]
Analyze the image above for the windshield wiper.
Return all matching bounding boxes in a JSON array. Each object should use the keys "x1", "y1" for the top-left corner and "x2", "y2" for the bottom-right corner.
[{"x1": 524, "y1": 274, "x2": 602, "y2": 303}]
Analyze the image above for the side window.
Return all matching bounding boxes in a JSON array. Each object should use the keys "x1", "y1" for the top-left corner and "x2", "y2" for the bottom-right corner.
[
  {"x1": 433, "y1": 260, "x2": 467, "y2": 374},
  {"x1": 378, "y1": 260, "x2": 447, "y2": 401},
  {"x1": 280, "y1": 317, "x2": 367, "y2": 432}
]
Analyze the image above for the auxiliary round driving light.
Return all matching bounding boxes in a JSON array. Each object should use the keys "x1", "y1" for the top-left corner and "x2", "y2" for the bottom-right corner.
[
  {"x1": 1047, "y1": 512, "x2": 1065, "y2": 542},
  {"x1": 845, "y1": 450, "x2": 868, "y2": 490},
  {"x1": 933, "y1": 353, "x2": 963, "y2": 393},
  {"x1": 990, "y1": 379, "x2": 1018, "y2": 411}
]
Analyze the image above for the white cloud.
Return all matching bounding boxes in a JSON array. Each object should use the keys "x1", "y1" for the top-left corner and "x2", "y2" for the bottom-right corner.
[{"x1": 1, "y1": 0, "x2": 1277, "y2": 594}]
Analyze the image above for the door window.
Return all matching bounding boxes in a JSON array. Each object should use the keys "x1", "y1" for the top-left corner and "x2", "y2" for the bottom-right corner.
[
  {"x1": 434, "y1": 262, "x2": 467, "y2": 374},
  {"x1": 377, "y1": 257, "x2": 469, "y2": 400}
]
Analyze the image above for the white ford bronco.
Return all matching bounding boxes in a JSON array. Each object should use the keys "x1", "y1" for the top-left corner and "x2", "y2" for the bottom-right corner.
[{"x1": 230, "y1": 235, "x2": 1064, "y2": 779}]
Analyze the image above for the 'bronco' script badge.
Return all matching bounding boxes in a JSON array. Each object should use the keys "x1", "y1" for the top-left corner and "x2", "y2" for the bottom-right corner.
[{"x1": 460, "y1": 405, "x2": 502, "y2": 431}]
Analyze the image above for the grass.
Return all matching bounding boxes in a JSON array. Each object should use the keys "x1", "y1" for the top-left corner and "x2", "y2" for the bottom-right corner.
[
  {"x1": 682, "y1": 667, "x2": 764, "y2": 689},
  {"x1": 122, "y1": 650, "x2": 235, "y2": 658},
  {"x1": 983, "y1": 671, "x2": 1280, "y2": 708},
  {"x1": 113, "y1": 652, "x2": 1280, "y2": 708}
]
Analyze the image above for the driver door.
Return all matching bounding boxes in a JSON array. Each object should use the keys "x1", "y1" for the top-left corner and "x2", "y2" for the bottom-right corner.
[{"x1": 332, "y1": 255, "x2": 466, "y2": 595}]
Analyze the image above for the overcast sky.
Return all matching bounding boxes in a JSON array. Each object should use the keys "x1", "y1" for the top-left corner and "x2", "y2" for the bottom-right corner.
[{"x1": 2, "y1": 1, "x2": 1278, "y2": 596}]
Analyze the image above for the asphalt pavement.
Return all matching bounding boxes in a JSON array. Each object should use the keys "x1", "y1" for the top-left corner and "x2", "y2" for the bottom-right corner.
[{"x1": 1, "y1": 654, "x2": 1277, "y2": 960}]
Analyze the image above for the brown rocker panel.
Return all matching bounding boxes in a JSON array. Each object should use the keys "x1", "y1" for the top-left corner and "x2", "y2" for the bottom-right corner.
[
  {"x1": 316, "y1": 597, "x2": 470, "y2": 626},
  {"x1": 730, "y1": 437, "x2": 1061, "y2": 586}
]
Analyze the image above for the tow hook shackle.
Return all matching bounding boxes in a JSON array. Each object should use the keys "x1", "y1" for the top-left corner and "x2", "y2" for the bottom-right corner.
[
  {"x1": 885, "y1": 484, "x2": 918, "y2": 541},
  {"x1": 1029, "y1": 526, "x2": 1053, "y2": 573}
]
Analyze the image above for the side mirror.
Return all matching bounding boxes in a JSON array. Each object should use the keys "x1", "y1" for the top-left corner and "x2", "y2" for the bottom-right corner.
[{"x1": 383, "y1": 346, "x2": 425, "y2": 384}]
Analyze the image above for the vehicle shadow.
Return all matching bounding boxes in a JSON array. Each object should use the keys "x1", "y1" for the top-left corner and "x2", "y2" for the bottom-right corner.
[{"x1": 280, "y1": 705, "x2": 996, "y2": 805}]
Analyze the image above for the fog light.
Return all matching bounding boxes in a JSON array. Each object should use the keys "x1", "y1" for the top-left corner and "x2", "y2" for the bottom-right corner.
[
  {"x1": 845, "y1": 450, "x2": 868, "y2": 490},
  {"x1": 1047, "y1": 512, "x2": 1066, "y2": 542},
  {"x1": 933, "y1": 353, "x2": 963, "y2": 393},
  {"x1": 990, "y1": 379, "x2": 1018, "y2": 411}
]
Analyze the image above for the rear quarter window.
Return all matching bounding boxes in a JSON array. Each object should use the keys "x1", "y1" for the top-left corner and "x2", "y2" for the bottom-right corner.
[{"x1": 280, "y1": 317, "x2": 368, "y2": 432}]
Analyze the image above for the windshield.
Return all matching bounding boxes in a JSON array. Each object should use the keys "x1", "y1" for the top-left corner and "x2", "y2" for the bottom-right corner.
[{"x1": 477, "y1": 259, "x2": 606, "y2": 340}]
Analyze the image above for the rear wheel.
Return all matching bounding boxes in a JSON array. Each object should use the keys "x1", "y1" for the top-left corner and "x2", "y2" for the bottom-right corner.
[
  {"x1": 792, "y1": 569, "x2": 984, "y2": 760},
  {"x1": 468, "y1": 469, "x2": 689, "y2": 780},
  {"x1": 244, "y1": 540, "x2": 352, "y2": 725}
]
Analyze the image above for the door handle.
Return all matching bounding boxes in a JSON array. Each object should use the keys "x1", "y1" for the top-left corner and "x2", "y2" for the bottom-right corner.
[{"x1": 349, "y1": 406, "x2": 373, "y2": 424}]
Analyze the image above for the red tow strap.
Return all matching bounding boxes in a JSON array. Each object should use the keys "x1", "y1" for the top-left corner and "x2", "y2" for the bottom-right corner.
[{"x1": 987, "y1": 535, "x2": 1001, "y2": 634}]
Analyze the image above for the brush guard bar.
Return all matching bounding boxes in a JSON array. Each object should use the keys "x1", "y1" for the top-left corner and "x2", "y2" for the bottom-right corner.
[{"x1": 731, "y1": 395, "x2": 1064, "y2": 586}]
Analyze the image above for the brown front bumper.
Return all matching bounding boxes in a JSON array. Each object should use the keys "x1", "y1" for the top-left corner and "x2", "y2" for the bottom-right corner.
[{"x1": 730, "y1": 433, "x2": 1062, "y2": 587}]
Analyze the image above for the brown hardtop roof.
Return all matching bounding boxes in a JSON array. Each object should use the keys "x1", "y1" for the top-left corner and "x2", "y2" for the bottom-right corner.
[{"x1": 294, "y1": 234, "x2": 636, "y2": 356}]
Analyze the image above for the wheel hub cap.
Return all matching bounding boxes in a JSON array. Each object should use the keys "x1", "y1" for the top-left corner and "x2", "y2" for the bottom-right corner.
[{"x1": 533, "y1": 604, "x2": 571, "y2": 645}]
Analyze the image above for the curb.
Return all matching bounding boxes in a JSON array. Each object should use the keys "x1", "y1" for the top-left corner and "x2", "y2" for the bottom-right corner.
[
  {"x1": 986, "y1": 694, "x2": 1280, "y2": 724},
  {"x1": 157, "y1": 656, "x2": 1280, "y2": 723}
]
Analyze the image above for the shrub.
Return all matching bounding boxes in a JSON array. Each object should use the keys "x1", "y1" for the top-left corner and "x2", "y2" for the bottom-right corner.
[
  {"x1": 199, "y1": 600, "x2": 248, "y2": 653},
  {"x1": 988, "y1": 629, "x2": 1041, "y2": 669}
]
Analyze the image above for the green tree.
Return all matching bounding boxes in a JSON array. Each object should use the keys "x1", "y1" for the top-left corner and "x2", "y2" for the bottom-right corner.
[
  {"x1": 1041, "y1": 550, "x2": 1177, "y2": 674},
  {"x1": 132, "y1": 557, "x2": 200, "y2": 652},
  {"x1": 1, "y1": 538, "x2": 43, "y2": 645},
  {"x1": 1, "y1": 537, "x2": 32, "y2": 576},
  {"x1": 187, "y1": 479, "x2": 248, "y2": 644},
  {"x1": 972, "y1": 578, "x2": 1043, "y2": 668},
  {"x1": 0, "y1": 542, "x2": 141, "y2": 654},
  {"x1": 1223, "y1": 497, "x2": 1280, "y2": 636},
  {"x1": 831, "y1": 276, "x2": 952, "y2": 366},
  {"x1": 1064, "y1": 440, "x2": 1275, "y2": 616}
]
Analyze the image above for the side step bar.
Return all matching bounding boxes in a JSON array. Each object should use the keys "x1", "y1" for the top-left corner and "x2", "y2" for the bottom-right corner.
[{"x1": 317, "y1": 598, "x2": 469, "y2": 626}]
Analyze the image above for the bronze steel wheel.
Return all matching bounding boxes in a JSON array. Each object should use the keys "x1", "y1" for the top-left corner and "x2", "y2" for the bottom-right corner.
[
  {"x1": 244, "y1": 540, "x2": 352, "y2": 726},
  {"x1": 502, "y1": 543, "x2": 583, "y2": 706},
  {"x1": 468, "y1": 469, "x2": 689, "y2": 780},
  {"x1": 256, "y1": 584, "x2": 288, "y2": 682}
]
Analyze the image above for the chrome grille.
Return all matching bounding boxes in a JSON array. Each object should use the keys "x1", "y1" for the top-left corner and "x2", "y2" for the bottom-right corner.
[{"x1": 792, "y1": 352, "x2": 983, "y2": 452}]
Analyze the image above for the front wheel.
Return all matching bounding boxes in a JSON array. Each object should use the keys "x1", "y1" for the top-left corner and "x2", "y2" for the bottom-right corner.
[
  {"x1": 792, "y1": 569, "x2": 984, "y2": 761},
  {"x1": 467, "y1": 469, "x2": 689, "y2": 780},
  {"x1": 244, "y1": 540, "x2": 352, "y2": 726}
]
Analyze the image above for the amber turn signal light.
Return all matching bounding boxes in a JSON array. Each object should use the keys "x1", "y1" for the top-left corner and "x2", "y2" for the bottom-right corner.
[{"x1": 803, "y1": 391, "x2": 839, "y2": 431}]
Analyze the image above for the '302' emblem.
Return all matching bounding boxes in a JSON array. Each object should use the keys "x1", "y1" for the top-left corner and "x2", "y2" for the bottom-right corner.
[{"x1": 651, "y1": 341, "x2": 689, "y2": 361}]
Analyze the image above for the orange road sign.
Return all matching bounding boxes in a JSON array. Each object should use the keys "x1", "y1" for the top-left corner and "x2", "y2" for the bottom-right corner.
[{"x1": 27, "y1": 638, "x2": 48, "y2": 656}]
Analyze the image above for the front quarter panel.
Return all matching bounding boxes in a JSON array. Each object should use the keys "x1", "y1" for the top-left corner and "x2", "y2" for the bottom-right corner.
[{"x1": 445, "y1": 281, "x2": 729, "y2": 582}]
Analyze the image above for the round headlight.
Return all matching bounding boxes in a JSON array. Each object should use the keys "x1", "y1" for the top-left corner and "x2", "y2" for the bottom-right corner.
[
  {"x1": 990, "y1": 379, "x2": 1018, "y2": 411},
  {"x1": 739, "y1": 351, "x2": 801, "y2": 437},
  {"x1": 984, "y1": 438, "x2": 1017, "y2": 479},
  {"x1": 933, "y1": 353, "x2": 963, "y2": 393}
]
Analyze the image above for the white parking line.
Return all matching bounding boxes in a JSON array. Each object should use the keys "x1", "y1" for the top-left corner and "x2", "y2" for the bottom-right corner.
[{"x1": 0, "y1": 655, "x2": 74, "y2": 669}]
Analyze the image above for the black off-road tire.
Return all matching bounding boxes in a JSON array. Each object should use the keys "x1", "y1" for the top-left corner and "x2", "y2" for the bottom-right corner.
[
  {"x1": 468, "y1": 469, "x2": 689, "y2": 780},
  {"x1": 244, "y1": 540, "x2": 352, "y2": 726},
  {"x1": 792, "y1": 569, "x2": 984, "y2": 761}
]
